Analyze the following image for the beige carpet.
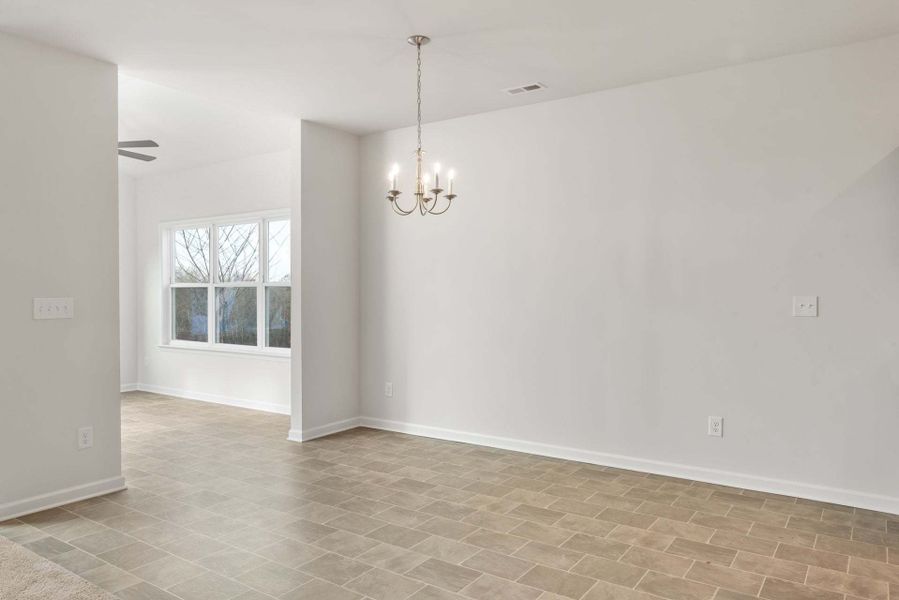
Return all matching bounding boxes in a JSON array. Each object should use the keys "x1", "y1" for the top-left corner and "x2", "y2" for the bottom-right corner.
[{"x1": 0, "y1": 536, "x2": 116, "y2": 600}]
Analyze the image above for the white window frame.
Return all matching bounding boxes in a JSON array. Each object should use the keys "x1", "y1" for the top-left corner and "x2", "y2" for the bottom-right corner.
[{"x1": 160, "y1": 209, "x2": 290, "y2": 358}]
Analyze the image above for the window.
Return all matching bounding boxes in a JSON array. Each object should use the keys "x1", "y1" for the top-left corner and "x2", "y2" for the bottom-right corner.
[{"x1": 165, "y1": 212, "x2": 290, "y2": 354}]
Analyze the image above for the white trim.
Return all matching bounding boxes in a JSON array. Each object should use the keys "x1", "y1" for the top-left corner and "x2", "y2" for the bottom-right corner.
[
  {"x1": 157, "y1": 343, "x2": 290, "y2": 361},
  {"x1": 136, "y1": 383, "x2": 290, "y2": 415},
  {"x1": 159, "y1": 208, "x2": 290, "y2": 230},
  {"x1": 288, "y1": 417, "x2": 362, "y2": 442},
  {"x1": 120, "y1": 383, "x2": 139, "y2": 392},
  {"x1": 359, "y1": 416, "x2": 899, "y2": 515},
  {"x1": 0, "y1": 476, "x2": 126, "y2": 521}
]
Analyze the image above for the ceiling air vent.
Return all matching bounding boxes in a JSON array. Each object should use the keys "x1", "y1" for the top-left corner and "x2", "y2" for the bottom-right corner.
[{"x1": 504, "y1": 82, "x2": 547, "y2": 96}]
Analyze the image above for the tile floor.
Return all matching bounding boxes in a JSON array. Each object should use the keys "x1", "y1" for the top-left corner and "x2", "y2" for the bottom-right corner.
[{"x1": 1, "y1": 391, "x2": 897, "y2": 600}]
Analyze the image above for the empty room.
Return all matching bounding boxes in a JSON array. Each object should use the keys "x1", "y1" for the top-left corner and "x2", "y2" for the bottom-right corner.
[{"x1": 1, "y1": 2, "x2": 897, "y2": 600}]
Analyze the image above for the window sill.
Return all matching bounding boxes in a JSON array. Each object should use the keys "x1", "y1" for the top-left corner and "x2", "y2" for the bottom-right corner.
[{"x1": 157, "y1": 343, "x2": 291, "y2": 361}]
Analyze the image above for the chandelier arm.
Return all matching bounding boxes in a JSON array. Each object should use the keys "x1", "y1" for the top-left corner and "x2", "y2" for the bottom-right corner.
[
  {"x1": 391, "y1": 197, "x2": 417, "y2": 216},
  {"x1": 427, "y1": 195, "x2": 453, "y2": 215}
]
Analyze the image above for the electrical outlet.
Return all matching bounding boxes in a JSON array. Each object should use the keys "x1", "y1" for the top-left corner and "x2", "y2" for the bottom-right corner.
[
  {"x1": 792, "y1": 296, "x2": 818, "y2": 317},
  {"x1": 78, "y1": 426, "x2": 93, "y2": 449},
  {"x1": 708, "y1": 416, "x2": 723, "y2": 437},
  {"x1": 384, "y1": 382, "x2": 394, "y2": 397},
  {"x1": 33, "y1": 297, "x2": 74, "y2": 320}
]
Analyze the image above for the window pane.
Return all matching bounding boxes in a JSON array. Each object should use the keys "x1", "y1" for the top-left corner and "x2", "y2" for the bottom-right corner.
[
  {"x1": 173, "y1": 288, "x2": 208, "y2": 341},
  {"x1": 266, "y1": 287, "x2": 291, "y2": 348},
  {"x1": 268, "y1": 219, "x2": 290, "y2": 283},
  {"x1": 217, "y1": 223, "x2": 259, "y2": 282},
  {"x1": 173, "y1": 228, "x2": 210, "y2": 283},
  {"x1": 216, "y1": 287, "x2": 257, "y2": 346}
]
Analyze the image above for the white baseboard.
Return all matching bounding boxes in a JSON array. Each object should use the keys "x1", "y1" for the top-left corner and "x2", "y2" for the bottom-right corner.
[
  {"x1": 135, "y1": 383, "x2": 290, "y2": 415},
  {"x1": 0, "y1": 476, "x2": 126, "y2": 521},
  {"x1": 359, "y1": 416, "x2": 899, "y2": 515},
  {"x1": 288, "y1": 417, "x2": 361, "y2": 442},
  {"x1": 120, "y1": 383, "x2": 138, "y2": 392}
]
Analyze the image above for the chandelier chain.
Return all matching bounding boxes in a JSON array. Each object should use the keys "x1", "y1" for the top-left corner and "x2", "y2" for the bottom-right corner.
[{"x1": 416, "y1": 41, "x2": 422, "y2": 152}]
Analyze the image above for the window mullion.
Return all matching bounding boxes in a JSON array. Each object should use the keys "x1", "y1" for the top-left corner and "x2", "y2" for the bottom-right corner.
[
  {"x1": 209, "y1": 224, "x2": 216, "y2": 346},
  {"x1": 258, "y1": 218, "x2": 265, "y2": 349}
]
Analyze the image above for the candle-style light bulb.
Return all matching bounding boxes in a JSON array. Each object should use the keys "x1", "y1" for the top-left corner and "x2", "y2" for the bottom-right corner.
[
  {"x1": 434, "y1": 163, "x2": 441, "y2": 189},
  {"x1": 389, "y1": 164, "x2": 399, "y2": 190},
  {"x1": 448, "y1": 169, "x2": 455, "y2": 195}
]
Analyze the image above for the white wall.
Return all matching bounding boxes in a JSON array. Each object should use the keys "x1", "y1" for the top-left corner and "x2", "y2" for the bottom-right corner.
[
  {"x1": 135, "y1": 151, "x2": 291, "y2": 413},
  {"x1": 290, "y1": 121, "x2": 361, "y2": 440},
  {"x1": 0, "y1": 33, "x2": 123, "y2": 519},
  {"x1": 119, "y1": 174, "x2": 138, "y2": 388},
  {"x1": 360, "y1": 35, "x2": 899, "y2": 512}
]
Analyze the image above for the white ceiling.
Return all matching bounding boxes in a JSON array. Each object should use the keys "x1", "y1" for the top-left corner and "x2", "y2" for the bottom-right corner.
[
  {"x1": 3, "y1": 0, "x2": 899, "y2": 137},
  {"x1": 117, "y1": 75, "x2": 292, "y2": 177}
]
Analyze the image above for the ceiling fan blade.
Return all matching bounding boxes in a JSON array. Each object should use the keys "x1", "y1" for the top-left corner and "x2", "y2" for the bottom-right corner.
[
  {"x1": 118, "y1": 149, "x2": 157, "y2": 161},
  {"x1": 118, "y1": 140, "x2": 159, "y2": 148}
]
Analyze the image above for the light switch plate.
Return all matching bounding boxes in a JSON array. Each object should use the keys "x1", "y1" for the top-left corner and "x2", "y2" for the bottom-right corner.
[
  {"x1": 792, "y1": 296, "x2": 818, "y2": 317},
  {"x1": 33, "y1": 297, "x2": 74, "y2": 320},
  {"x1": 78, "y1": 426, "x2": 93, "y2": 450}
]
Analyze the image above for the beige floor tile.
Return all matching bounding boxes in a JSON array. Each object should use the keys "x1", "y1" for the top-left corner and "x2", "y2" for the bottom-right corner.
[
  {"x1": 570, "y1": 554, "x2": 646, "y2": 587},
  {"x1": 417, "y1": 517, "x2": 480, "y2": 541},
  {"x1": 358, "y1": 543, "x2": 430, "y2": 574},
  {"x1": 80, "y1": 563, "x2": 143, "y2": 593},
  {"x1": 510, "y1": 521, "x2": 576, "y2": 546},
  {"x1": 23, "y1": 535, "x2": 75, "y2": 558},
  {"x1": 368, "y1": 523, "x2": 433, "y2": 548},
  {"x1": 606, "y1": 525, "x2": 674, "y2": 551},
  {"x1": 116, "y1": 581, "x2": 181, "y2": 600},
  {"x1": 300, "y1": 552, "x2": 372, "y2": 585},
  {"x1": 160, "y1": 532, "x2": 227, "y2": 561},
  {"x1": 406, "y1": 557, "x2": 482, "y2": 592},
  {"x1": 70, "y1": 528, "x2": 136, "y2": 555},
  {"x1": 96, "y1": 541, "x2": 167, "y2": 571},
  {"x1": 129, "y1": 553, "x2": 209, "y2": 589},
  {"x1": 649, "y1": 519, "x2": 714, "y2": 543},
  {"x1": 195, "y1": 546, "x2": 269, "y2": 577},
  {"x1": 463, "y1": 529, "x2": 529, "y2": 554},
  {"x1": 731, "y1": 552, "x2": 808, "y2": 583},
  {"x1": 463, "y1": 573, "x2": 542, "y2": 600},
  {"x1": 462, "y1": 549, "x2": 534, "y2": 580},
  {"x1": 849, "y1": 557, "x2": 899, "y2": 584},
  {"x1": 666, "y1": 537, "x2": 737, "y2": 565},
  {"x1": 514, "y1": 540, "x2": 584, "y2": 570},
  {"x1": 345, "y1": 567, "x2": 425, "y2": 599},
  {"x1": 636, "y1": 571, "x2": 716, "y2": 600},
  {"x1": 256, "y1": 538, "x2": 325, "y2": 567},
  {"x1": 686, "y1": 561, "x2": 764, "y2": 596},
  {"x1": 234, "y1": 560, "x2": 311, "y2": 596},
  {"x1": 408, "y1": 585, "x2": 465, "y2": 599},
  {"x1": 620, "y1": 546, "x2": 693, "y2": 577},
  {"x1": 774, "y1": 542, "x2": 849, "y2": 571},
  {"x1": 582, "y1": 580, "x2": 659, "y2": 599},
  {"x1": 817, "y1": 534, "x2": 889, "y2": 562},
  {"x1": 708, "y1": 530, "x2": 777, "y2": 556},
  {"x1": 806, "y1": 566, "x2": 890, "y2": 599},
  {"x1": 410, "y1": 535, "x2": 480, "y2": 563},
  {"x1": 562, "y1": 533, "x2": 630, "y2": 560},
  {"x1": 518, "y1": 564, "x2": 595, "y2": 599},
  {"x1": 327, "y1": 511, "x2": 386, "y2": 535},
  {"x1": 167, "y1": 571, "x2": 250, "y2": 600},
  {"x1": 49, "y1": 547, "x2": 106, "y2": 574},
  {"x1": 759, "y1": 576, "x2": 842, "y2": 600},
  {"x1": 508, "y1": 505, "x2": 565, "y2": 526}
]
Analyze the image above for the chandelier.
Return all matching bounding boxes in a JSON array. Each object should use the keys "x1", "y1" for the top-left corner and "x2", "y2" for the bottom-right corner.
[{"x1": 386, "y1": 35, "x2": 457, "y2": 216}]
